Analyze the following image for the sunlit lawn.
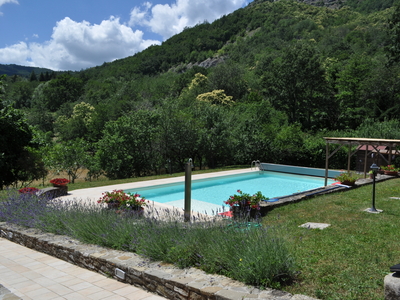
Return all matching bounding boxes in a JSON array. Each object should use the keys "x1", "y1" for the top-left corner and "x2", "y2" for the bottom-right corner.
[{"x1": 263, "y1": 178, "x2": 400, "y2": 300}]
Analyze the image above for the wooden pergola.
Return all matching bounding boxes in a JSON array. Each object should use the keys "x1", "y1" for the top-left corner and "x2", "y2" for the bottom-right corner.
[{"x1": 324, "y1": 137, "x2": 400, "y2": 186}]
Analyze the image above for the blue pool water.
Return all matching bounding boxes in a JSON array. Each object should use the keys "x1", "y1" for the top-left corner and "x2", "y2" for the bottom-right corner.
[{"x1": 125, "y1": 171, "x2": 334, "y2": 214}]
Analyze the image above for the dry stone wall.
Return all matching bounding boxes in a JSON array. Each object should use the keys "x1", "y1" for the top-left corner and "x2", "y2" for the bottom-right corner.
[{"x1": 0, "y1": 222, "x2": 318, "y2": 300}]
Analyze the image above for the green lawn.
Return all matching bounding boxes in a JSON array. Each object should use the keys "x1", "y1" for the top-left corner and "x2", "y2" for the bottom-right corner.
[{"x1": 263, "y1": 178, "x2": 400, "y2": 300}]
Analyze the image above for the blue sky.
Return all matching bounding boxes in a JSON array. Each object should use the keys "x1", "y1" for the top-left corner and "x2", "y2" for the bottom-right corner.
[{"x1": 0, "y1": 0, "x2": 249, "y2": 71}]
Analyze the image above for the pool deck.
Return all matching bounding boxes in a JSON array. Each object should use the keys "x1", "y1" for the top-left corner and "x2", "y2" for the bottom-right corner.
[
  {"x1": 61, "y1": 168, "x2": 395, "y2": 217},
  {"x1": 61, "y1": 168, "x2": 257, "y2": 218}
]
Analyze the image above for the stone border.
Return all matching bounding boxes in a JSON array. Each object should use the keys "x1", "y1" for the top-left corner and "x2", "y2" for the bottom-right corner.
[
  {"x1": 0, "y1": 223, "x2": 318, "y2": 300},
  {"x1": 0, "y1": 283, "x2": 21, "y2": 300},
  {"x1": 259, "y1": 173, "x2": 395, "y2": 214}
]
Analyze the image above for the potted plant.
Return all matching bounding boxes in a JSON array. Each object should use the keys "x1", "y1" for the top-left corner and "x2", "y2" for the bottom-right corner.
[
  {"x1": 380, "y1": 165, "x2": 399, "y2": 176},
  {"x1": 334, "y1": 172, "x2": 358, "y2": 186},
  {"x1": 224, "y1": 189, "x2": 268, "y2": 220},
  {"x1": 124, "y1": 192, "x2": 147, "y2": 211},
  {"x1": 368, "y1": 170, "x2": 374, "y2": 179},
  {"x1": 50, "y1": 178, "x2": 70, "y2": 187},
  {"x1": 18, "y1": 187, "x2": 39, "y2": 195},
  {"x1": 97, "y1": 189, "x2": 130, "y2": 209},
  {"x1": 97, "y1": 190, "x2": 147, "y2": 212}
]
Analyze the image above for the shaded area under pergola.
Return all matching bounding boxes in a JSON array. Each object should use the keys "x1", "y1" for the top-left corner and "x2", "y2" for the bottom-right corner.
[{"x1": 324, "y1": 137, "x2": 400, "y2": 186}]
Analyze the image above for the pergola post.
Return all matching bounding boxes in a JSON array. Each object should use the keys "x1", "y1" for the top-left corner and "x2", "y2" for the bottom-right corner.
[
  {"x1": 324, "y1": 137, "x2": 400, "y2": 183},
  {"x1": 325, "y1": 142, "x2": 329, "y2": 186}
]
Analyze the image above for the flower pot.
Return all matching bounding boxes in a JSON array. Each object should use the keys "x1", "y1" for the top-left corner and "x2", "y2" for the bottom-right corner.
[
  {"x1": 384, "y1": 171, "x2": 398, "y2": 176},
  {"x1": 52, "y1": 183, "x2": 67, "y2": 187},
  {"x1": 231, "y1": 205, "x2": 260, "y2": 220},
  {"x1": 340, "y1": 180, "x2": 355, "y2": 186},
  {"x1": 107, "y1": 202, "x2": 120, "y2": 209},
  {"x1": 131, "y1": 205, "x2": 144, "y2": 211}
]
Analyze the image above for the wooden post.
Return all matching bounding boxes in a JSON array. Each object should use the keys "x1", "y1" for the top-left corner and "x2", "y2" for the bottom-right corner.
[{"x1": 325, "y1": 142, "x2": 329, "y2": 186}]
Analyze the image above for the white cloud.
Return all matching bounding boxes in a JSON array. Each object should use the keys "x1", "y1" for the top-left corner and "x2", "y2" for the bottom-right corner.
[
  {"x1": 0, "y1": 42, "x2": 33, "y2": 65},
  {"x1": 0, "y1": 0, "x2": 247, "y2": 70},
  {"x1": 129, "y1": 0, "x2": 248, "y2": 40},
  {"x1": 0, "y1": 0, "x2": 18, "y2": 16},
  {"x1": 0, "y1": 0, "x2": 18, "y2": 6},
  {"x1": 0, "y1": 16, "x2": 160, "y2": 70}
]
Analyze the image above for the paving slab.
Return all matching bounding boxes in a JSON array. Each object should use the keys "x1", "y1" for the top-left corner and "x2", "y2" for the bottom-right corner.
[
  {"x1": 0, "y1": 238, "x2": 167, "y2": 300},
  {"x1": 299, "y1": 222, "x2": 331, "y2": 229}
]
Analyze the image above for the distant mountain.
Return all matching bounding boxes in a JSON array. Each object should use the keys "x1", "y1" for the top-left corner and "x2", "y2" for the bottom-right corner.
[{"x1": 0, "y1": 64, "x2": 54, "y2": 78}]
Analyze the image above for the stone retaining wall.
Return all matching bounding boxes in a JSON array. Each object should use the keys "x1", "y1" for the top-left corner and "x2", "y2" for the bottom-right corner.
[{"x1": 0, "y1": 222, "x2": 317, "y2": 300}]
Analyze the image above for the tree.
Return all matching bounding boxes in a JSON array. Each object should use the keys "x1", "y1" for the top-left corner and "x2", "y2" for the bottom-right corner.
[
  {"x1": 96, "y1": 110, "x2": 162, "y2": 179},
  {"x1": 0, "y1": 76, "x2": 45, "y2": 189},
  {"x1": 386, "y1": 3, "x2": 400, "y2": 65},
  {"x1": 158, "y1": 102, "x2": 202, "y2": 171},
  {"x1": 46, "y1": 139, "x2": 89, "y2": 183},
  {"x1": 335, "y1": 54, "x2": 372, "y2": 129},
  {"x1": 29, "y1": 71, "x2": 37, "y2": 82},
  {"x1": 207, "y1": 62, "x2": 248, "y2": 101},
  {"x1": 41, "y1": 74, "x2": 84, "y2": 112},
  {"x1": 196, "y1": 90, "x2": 234, "y2": 105},
  {"x1": 263, "y1": 41, "x2": 330, "y2": 130},
  {"x1": 54, "y1": 102, "x2": 95, "y2": 141}
]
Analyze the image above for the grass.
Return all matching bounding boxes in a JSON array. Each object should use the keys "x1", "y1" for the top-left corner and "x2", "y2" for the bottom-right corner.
[
  {"x1": 16, "y1": 165, "x2": 250, "y2": 192},
  {"x1": 262, "y1": 178, "x2": 400, "y2": 300}
]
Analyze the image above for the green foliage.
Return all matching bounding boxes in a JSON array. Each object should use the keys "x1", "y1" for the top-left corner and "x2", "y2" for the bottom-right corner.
[
  {"x1": 46, "y1": 139, "x2": 90, "y2": 183},
  {"x1": 263, "y1": 40, "x2": 331, "y2": 130},
  {"x1": 96, "y1": 110, "x2": 161, "y2": 179},
  {"x1": 0, "y1": 76, "x2": 44, "y2": 189},
  {"x1": 40, "y1": 73, "x2": 84, "y2": 112},
  {"x1": 386, "y1": 2, "x2": 400, "y2": 65},
  {"x1": 2, "y1": 1, "x2": 400, "y2": 178}
]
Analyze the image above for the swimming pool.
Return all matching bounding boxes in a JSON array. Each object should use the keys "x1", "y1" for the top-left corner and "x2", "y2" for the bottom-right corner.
[{"x1": 125, "y1": 171, "x2": 335, "y2": 215}]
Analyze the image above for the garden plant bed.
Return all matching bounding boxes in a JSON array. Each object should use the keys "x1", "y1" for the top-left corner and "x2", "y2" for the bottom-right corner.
[{"x1": 0, "y1": 222, "x2": 316, "y2": 300}]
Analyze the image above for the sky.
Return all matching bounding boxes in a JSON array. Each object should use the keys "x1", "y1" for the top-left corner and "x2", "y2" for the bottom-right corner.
[{"x1": 0, "y1": 0, "x2": 249, "y2": 71}]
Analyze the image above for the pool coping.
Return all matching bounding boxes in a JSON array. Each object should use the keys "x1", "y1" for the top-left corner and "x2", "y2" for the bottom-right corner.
[{"x1": 62, "y1": 168, "x2": 396, "y2": 217}]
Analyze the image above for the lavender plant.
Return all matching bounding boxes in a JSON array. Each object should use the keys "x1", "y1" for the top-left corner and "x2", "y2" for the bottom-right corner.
[{"x1": 0, "y1": 191, "x2": 296, "y2": 288}]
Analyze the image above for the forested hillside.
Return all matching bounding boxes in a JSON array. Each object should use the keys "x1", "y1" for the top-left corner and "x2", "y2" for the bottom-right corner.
[{"x1": 2, "y1": 0, "x2": 400, "y2": 185}]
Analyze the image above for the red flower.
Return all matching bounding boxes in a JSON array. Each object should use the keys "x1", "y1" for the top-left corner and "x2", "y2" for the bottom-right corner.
[
  {"x1": 19, "y1": 187, "x2": 39, "y2": 194},
  {"x1": 50, "y1": 178, "x2": 70, "y2": 185}
]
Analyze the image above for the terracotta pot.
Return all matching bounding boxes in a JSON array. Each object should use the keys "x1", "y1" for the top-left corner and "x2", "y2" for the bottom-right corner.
[
  {"x1": 384, "y1": 171, "x2": 398, "y2": 176},
  {"x1": 107, "y1": 202, "x2": 120, "y2": 209},
  {"x1": 340, "y1": 180, "x2": 355, "y2": 186},
  {"x1": 231, "y1": 205, "x2": 260, "y2": 220},
  {"x1": 52, "y1": 183, "x2": 67, "y2": 187},
  {"x1": 131, "y1": 205, "x2": 144, "y2": 211}
]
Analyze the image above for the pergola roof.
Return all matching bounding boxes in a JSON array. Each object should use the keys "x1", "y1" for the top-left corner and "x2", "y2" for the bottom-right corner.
[
  {"x1": 323, "y1": 137, "x2": 400, "y2": 185},
  {"x1": 324, "y1": 137, "x2": 400, "y2": 146}
]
